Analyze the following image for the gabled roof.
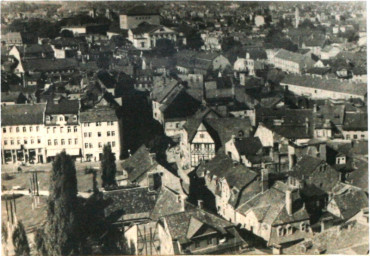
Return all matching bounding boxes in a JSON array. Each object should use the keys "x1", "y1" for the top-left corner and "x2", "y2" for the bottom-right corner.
[
  {"x1": 121, "y1": 145, "x2": 157, "y2": 182},
  {"x1": 103, "y1": 187, "x2": 158, "y2": 223},
  {"x1": 237, "y1": 182, "x2": 310, "y2": 227},
  {"x1": 80, "y1": 106, "x2": 118, "y2": 123},
  {"x1": 151, "y1": 82, "x2": 181, "y2": 103},
  {"x1": 343, "y1": 112, "x2": 367, "y2": 131},
  {"x1": 123, "y1": 5, "x2": 160, "y2": 16},
  {"x1": 45, "y1": 99, "x2": 79, "y2": 115},
  {"x1": 281, "y1": 74, "x2": 367, "y2": 97},
  {"x1": 196, "y1": 154, "x2": 258, "y2": 191},
  {"x1": 161, "y1": 90, "x2": 201, "y2": 121},
  {"x1": 162, "y1": 205, "x2": 234, "y2": 244},
  {"x1": 331, "y1": 183, "x2": 368, "y2": 220},
  {"x1": 2, "y1": 103, "x2": 46, "y2": 126}
]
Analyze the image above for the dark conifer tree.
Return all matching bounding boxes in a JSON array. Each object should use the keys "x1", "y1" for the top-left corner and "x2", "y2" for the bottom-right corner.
[
  {"x1": 12, "y1": 221, "x2": 30, "y2": 256},
  {"x1": 101, "y1": 145, "x2": 117, "y2": 188}
]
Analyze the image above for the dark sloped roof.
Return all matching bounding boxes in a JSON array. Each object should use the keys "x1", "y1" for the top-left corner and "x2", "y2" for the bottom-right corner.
[
  {"x1": 45, "y1": 99, "x2": 79, "y2": 115},
  {"x1": 197, "y1": 153, "x2": 258, "y2": 190},
  {"x1": 131, "y1": 23, "x2": 161, "y2": 35},
  {"x1": 2, "y1": 103, "x2": 46, "y2": 126},
  {"x1": 163, "y1": 205, "x2": 234, "y2": 243},
  {"x1": 162, "y1": 90, "x2": 201, "y2": 120},
  {"x1": 343, "y1": 112, "x2": 368, "y2": 131},
  {"x1": 23, "y1": 58, "x2": 78, "y2": 72},
  {"x1": 234, "y1": 137, "x2": 263, "y2": 157},
  {"x1": 16, "y1": 44, "x2": 53, "y2": 55},
  {"x1": 124, "y1": 5, "x2": 160, "y2": 16},
  {"x1": 103, "y1": 187, "x2": 158, "y2": 223},
  {"x1": 80, "y1": 107, "x2": 118, "y2": 123},
  {"x1": 332, "y1": 185, "x2": 368, "y2": 220},
  {"x1": 121, "y1": 145, "x2": 157, "y2": 182},
  {"x1": 281, "y1": 74, "x2": 367, "y2": 96}
]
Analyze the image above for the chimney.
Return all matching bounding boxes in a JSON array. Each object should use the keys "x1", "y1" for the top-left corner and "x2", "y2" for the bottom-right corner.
[
  {"x1": 149, "y1": 153, "x2": 156, "y2": 165},
  {"x1": 178, "y1": 195, "x2": 185, "y2": 212},
  {"x1": 261, "y1": 169, "x2": 269, "y2": 192},
  {"x1": 198, "y1": 200, "x2": 204, "y2": 209},
  {"x1": 313, "y1": 104, "x2": 317, "y2": 113},
  {"x1": 286, "y1": 190, "x2": 293, "y2": 216}
]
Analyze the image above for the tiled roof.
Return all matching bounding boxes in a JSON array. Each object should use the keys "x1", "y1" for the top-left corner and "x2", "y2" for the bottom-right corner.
[
  {"x1": 332, "y1": 183, "x2": 368, "y2": 220},
  {"x1": 80, "y1": 107, "x2": 118, "y2": 123},
  {"x1": 45, "y1": 99, "x2": 79, "y2": 115},
  {"x1": 343, "y1": 112, "x2": 368, "y2": 131},
  {"x1": 121, "y1": 145, "x2": 157, "y2": 182},
  {"x1": 197, "y1": 154, "x2": 258, "y2": 191},
  {"x1": 234, "y1": 137, "x2": 263, "y2": 157},
  {"x1": 1, "y1": 103, "x2": 46, "y2": 126},
  {"x1": 162, "y1": 205, "x2": 233, "y2": 243},
  {"x1": 103, "y1": 187, "x2": 158, "y2": 223},
  {"x1": 131, "y1": 23, "x2": 161, "y2": 35},
  {"x1": 124, "y1": 5, "x2": 160, "y2": 16},
  {"x1": 289, "y1": 156, "x2": 340, "y2": 193},
  {"x1": 23, "y1": 58, "x2": 78, "y2": 72},
  {"x1": 281, "y1": 73, "x2": 367, "y2": 96},
  {"x1": 161, "y1": 90, "x2": 201, "y2": 120}
]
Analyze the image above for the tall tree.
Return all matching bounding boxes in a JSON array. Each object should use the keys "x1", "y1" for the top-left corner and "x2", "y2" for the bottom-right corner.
[
  {"x1": 12, "y1": 221, "x2": 30, "y2": 256},
  {"x1": 44, "y1": 151, "x2": 80, "y2": 255},
  {"x1": 101, "y1": 145, "x2": 117, "y2": 188}
]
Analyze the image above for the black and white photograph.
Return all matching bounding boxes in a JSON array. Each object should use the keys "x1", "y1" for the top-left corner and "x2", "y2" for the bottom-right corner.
[{"x1": 0, "y1": 1, "x2": 368, "y2": 255}]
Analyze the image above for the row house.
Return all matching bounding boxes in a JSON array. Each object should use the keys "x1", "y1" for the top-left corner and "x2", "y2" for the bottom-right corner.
[
  {"x1": 271, "y1": 49, "x2": 315, "y2": 74},
  {"x1": 342, "y1": 112, "x2": 368, "y2": 141},
  {"x1": 196, "y1": 154, "x2": 261, "y2": 223},
  {"x1": 44, "y1": 99, "x2": 82, "y2": 162},
  {"x1": 179, "y1": 114, "x2": 252, "y2": 170},
  {"x1": 236, "y1": 181, "x2": 312, "y2": 249},
  {"x1": 2, "y1": 104, "x2": 47, "y2": 164},
  {"x1": 1, "y1": 99, "x2": 121, "y2": 164},
  {"x1": 280, "y1": 74, "x2": 367, "y2": 101},
  {"x1": 80, "y1": 106, "x2": 121, "y2": 161},
  {"x1": 128, "y1": 23, "x2": 178, "y2": 50}
]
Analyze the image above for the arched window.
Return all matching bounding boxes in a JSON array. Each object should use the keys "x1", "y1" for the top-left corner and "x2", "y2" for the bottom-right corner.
[{"x1": 286, "y1": 224, "x2": 293, "y2": 235}]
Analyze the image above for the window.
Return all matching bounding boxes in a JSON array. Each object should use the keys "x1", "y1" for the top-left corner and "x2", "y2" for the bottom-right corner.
[
  {"x1": 24, "y1": 139, "x2": 27, "y2": 144},
  {"x1": 9, "y1": 127, "x2": 12, "y2": 133},
  {"x1": 38, "y1": 139, "x2": 41, "y2": 144},
  {"x1": 61, "y1": 139, "x2": 65, "y2": 145},
  {"x1": 3, "y1": 128, "x2": 6, "y2": 133},
  {"x1": 16, "y1": 127, "x2": 19, "y2": 133},
  {"x1": 84, "y1": 132, "x2": 87, "y2": 137},
  {"x1": 46, "y1": 116, "x2": 50, "y2": 122},
  {"x1": 108, "y1": 142, "x2": 111, "y2": 146},
  {"x1": 73, "y1": 115, "x2": 77, "y2": 122},
  {"x1": 88, "y1": 132, "x2": 92, "y2": 137},
  {"x1": 353, "y1": 134, "x2": 358, "y2": 139},
  {"x1": 195, "y1": 241, "x2": 200, "y2": 248},
  {"x1": 98, "y1": 142, "x2": 102, "y2": 148},
  {"x1": 60, "y1": 127, "x2": 63, "y2": 133},
  {"x1": 68, "y1": 127, "x2": 71, "y2": 133},
  {"x1": 29, "y1": 127, "x2": 33, "y2": 132},
  {"x1": 74, "y1": 139, "x2": 78, "y2": 144},
  {"x1": 107, "y1": 131, "x2": 111, "y2": 136},
  {"x1": 207, "y1": 238, "x2": 212, "y2": 245},
  {"x1": 31, "y1": 139, "x2": 34, "y2": 144},
  {"x1": 74, "y1": 126, "x2": 77, "y2": 132},
  {"x1": 200, "y1": 133, "x2": 204, "y2": 139},
  {"x1": 36, "y1": 126, "x2": 39, "y2": 132},
  {"x1": 361, "y1": 134, "x2": 365, "y2": 139},
  {"x1": 112, "y1": 131, "x2": 115, "y2": 136},
  {"x1": 98, "y1": 132, "x2": 101, "y2": 137},
  {"x1": 4, "y1": 140, "x2": 7, "y2": 145},
  {"x1": 89, "y1": 143, "x2": 93, "y2": 148},
  {"x1": 112, "y1": 141, "x2": 116, "y2": 147},
  {"x1": 17, "y1": 140, "x2": 20, "y2": 145},
  {"x1": 68, "y1": 139, "x2": 72, "y2": 145},
  {"x1": 23, "y1": 127, "x2": 26, "y2": 132},
  {"x1": 48, "y1": 140, "x2": 51, "y2": 146},
  {"x1": 96, "y1": 122, "x2": 101, "y2": 126},
  {"x1": 53, "y1": 127, "x2": 56, "y2": 133},
  {"x1": 346, "y1": 134, "x2": 350, "y2": 140},
  {"x1": 54, "y1": 139, "x2": 58, "y2": 145},
  {"x1": 59, "y1": 116, "x2": 64, "y2": 121},
  {"x1": 85, "y1": 143, "x2": 89, "y2": 148}
]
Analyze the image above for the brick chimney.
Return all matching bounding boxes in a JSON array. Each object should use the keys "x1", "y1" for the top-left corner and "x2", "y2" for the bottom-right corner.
[{"x1": 286, "y1": 190, "x2": 293, "y2": 216}]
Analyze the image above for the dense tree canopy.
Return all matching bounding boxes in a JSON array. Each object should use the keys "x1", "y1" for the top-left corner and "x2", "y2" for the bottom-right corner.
[
  {"x1": 44, "y1": 151, "x2": 80, "y2": 255},
  {"x1": 101, "y1": 145, "x2": 117, "y2": 188}
]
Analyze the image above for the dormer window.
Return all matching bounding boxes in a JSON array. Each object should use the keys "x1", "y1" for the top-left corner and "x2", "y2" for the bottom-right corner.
[
  {"x1": 59, "y1": 116, "x2": 64, "y2": 121},
  {"x1": 46, "y1": 116, "x2": 50, "y2": 122}
]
